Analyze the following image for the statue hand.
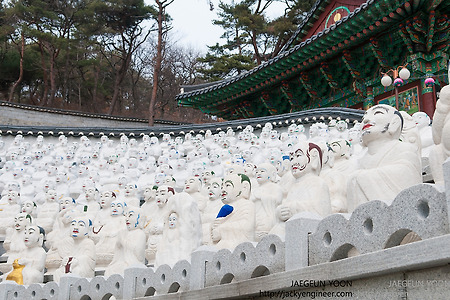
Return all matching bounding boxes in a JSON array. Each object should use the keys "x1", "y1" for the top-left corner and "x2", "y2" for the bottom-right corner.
[
  {"x1": 18, "y1": 258, "x2": 29, "y2": 265},
  {"x1": 211, "y1": 227, "x2": 221, "y2": 243},
  {"x1": 279, "y1": 206, "x2": 292, "y2": 221},
  {"x1": 61, "y1": 257, "x2": 70, "y2": 267}
]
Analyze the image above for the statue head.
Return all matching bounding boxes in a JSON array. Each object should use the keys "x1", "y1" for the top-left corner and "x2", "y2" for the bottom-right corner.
[
  {"x1": 111, "y1": 200, "x2": 125, "y2": 216},
  {"x1": 290, "y1": 141, "x2": 323, "y2": 178},
  {"x1": 328, "y1": 139, "x2": 351, "y2": 161},
  {"x1": 24, "y1": 225, "x2": 45, "y2": 247},
  {"x1": 6, "y1": 190, "x2": 20, "y2": 204},
  {"x1": 221, "y1": 173, "x2": 251, "y2": 204},
  {"x1": 412, "y1": 111, "x2": 431, "y2": 129},
  {"x1": 168, "y1": 212, "x2": 178, "y2": 229},
  {"x1": 184, "y1": 176, "x2": 201, "y2": 194},
  {"x1": 14, "y1": 212, "x2": 31, "y2": 231},
  {"x1": 155, "y1": 185, "x2": 175, "y2": 208},
  {"x1": 124, "y1": 206, "x2": 144, "y2": 230},
  {"x1": 100, "y1": 191, "x2": 116, "y2": 208},
  {"x1": 201, "y1": 170, "x2": 214, "y2": 185},
  {"x1": 124, "y1": 183, "x2": 137, "y2": 197},
  {"x1": 143, "y1": 186, "x2": 157, "y2": 202},
  {"x1": 85, "y1": 187, "x2": 99, "y2": 202},
  {"x1": 361, "y1": 104, "x2": 403, "y2": 146},
  {"x1": 21, "y1": 200, "x2": 37, "y2": 215},
  {"x1": 59, "y1": 197, "x2": 76, "y2": 211},
  {"x1": 70, "y1": 216, "x2": 92, "y2": 239},
  {"x1": 256, "y1": 163, "x2": 277, "y2": 184},
  {"x1": 207, "y1": 178, "x2": 222, "y2": 201}
]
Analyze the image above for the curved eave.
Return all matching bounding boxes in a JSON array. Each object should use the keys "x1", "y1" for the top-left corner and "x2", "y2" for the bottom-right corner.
[{"x1": 176, "y1": 0, "x2": 426, "y2": 113}]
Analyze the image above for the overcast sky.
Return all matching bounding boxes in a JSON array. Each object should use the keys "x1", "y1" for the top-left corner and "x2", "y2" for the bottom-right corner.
[{"x1": 144, "y1": 0, "x2": 287, "y2": 53}]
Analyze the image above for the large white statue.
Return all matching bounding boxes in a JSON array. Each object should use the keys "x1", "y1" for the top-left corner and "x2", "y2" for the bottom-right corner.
[
  {"x1": 253, "y1": 163, "x2": 283, "y2": 240},
  {"x1": 412, "y1": 111, "x2": 433, "y2": 157},
  {"x1": 104, "y1": 207, "x2": 146, "y2": 277},
  {"x1": 2, "y1": 225, "x2": 47, "y2": 285},
  {"x1": 429, "y1": 85, "x2": 450, "y2": 185},
  {"x1": 211, "y1": 173, "x2": 255, "y2": 250},
  {"x1": 347, "y1": 104, "x2": 422, "y2": 211},
  {"x1": 201, "y1": 178, "x2": 224, "y2": 245},
  {"x1": 145, "y1": 185, "x2": 173, "y2": 264},
  {"x1": 93, "y1": 198, "x2": 127, "y2": 270},
  {"x1": 272, "y1": 141, "x2": 331, "y2": 237},
  {"x1": 45, "y1": 197, "x2": 78, "y2": 275},
  {"x1": 2, "y1": 225, "x2": 46, "y2": 285},
  {"x1": 1, "y1": 212, "x2": 31, "y2": 276},
  {"x1": 53, "y1": 215, "x2": 96, "y2": 282},
  {"x1": 0, "y1": 190, "x2": 21, "y2": 236}
]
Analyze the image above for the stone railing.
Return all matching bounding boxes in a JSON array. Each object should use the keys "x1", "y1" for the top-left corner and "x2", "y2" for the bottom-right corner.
[{"x1": 1, "y1": 160, "x2": 449, "y2": 300}]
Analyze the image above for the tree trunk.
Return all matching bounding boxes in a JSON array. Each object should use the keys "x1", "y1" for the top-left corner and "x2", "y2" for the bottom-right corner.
[
  {"x1": 148, "y1": 0, "x2": 165, "y2": 126},
  {"x1": 8, "y1": 32, "x2": 25, "y2": 102}
]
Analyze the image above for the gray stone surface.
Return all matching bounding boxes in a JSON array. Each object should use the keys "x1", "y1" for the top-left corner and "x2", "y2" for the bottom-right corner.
[
  {"x1": 285, "y1": 212, "x2": 322, "y2": 271},
  {"x1": 308, "y1": 183, "x2": 449, "y2": 265}
]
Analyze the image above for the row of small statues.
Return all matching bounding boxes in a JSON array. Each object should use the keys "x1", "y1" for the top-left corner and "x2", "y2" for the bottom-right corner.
[{"x1": 0, "y1": 84, "x2": 449, "y2": 286}]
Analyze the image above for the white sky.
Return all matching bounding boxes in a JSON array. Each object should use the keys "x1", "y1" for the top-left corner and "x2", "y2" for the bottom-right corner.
[{"x1": 145, "y1": 0, "x2": 287, "y2": 53}]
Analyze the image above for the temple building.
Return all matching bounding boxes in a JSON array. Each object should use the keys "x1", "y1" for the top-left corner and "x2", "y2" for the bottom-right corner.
[{"x1": 176, "y1": 0, "x2": 450, "y2": 120}]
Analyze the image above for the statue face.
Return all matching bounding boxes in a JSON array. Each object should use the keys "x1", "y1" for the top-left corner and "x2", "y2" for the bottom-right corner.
[
  {"x1": 46, "y1": 190, "x2": 58, "y2": 202},
  {"x1": 184, "y1": 177, "x2": 200, "y2": 193},
  {"x1": 412, "y1": 111, "x2": 430, "y2": 128},
  {"x1": 24, "y1": 226, "x2": 41, "y2": 247},
  {"x1": 361, "y1": 104, "x2": 401, "y2": 145},
  {"x1": 23, "y1": 156, "x2": 32, "y2": 165},
  {"x1": 85, "y1": 187, "x2": 97, "y2": 201},
  {"x1": 143, "y1": 187, "x2": 155, "y2": 202},
  {"x1": 100, "y1": 191, "x2": 115, "y2": 208},
  {"x1": 328, "y1": 140, "x2": 350, "y2": 160},
  {"x1": 208, "y1": 180, "x2": 221, "y2": 200},
  {"x1": 124, "y1": 184, "x2": 136, "y2": 197},
  {"x1": 244, "y1": 163, "x2": 256, "y2": 177},
  {"x1": 168, "y1": 212, "x2": 178, "y2": 229},
  {"x1": 22, "y1": 201, "x2": 35, "y2": 215},
  {"x1": 14, "y1": 213, "x2": 29, "y2": 231},
  {"x1": 256, "y1": 167, "x2": 270, "y2": 184},
  {"x1": 7, "y1": 191, "x2": 19, "y2": 204},
  {"x1": 125, "y1": 209, "x2": 140, "y2": 230},
  {"x1": 201, "y1": 170, "x2": 213, "y2": 184},
  {"x1": 156, "y1": 186, "x2": 172, "y2": 208},
  {"x1": 221, "y1": 174, "x2": 243, "y2": 204},
  {"x1": 290, "y1": 145, "x2": 310, "y2": 179},
  {"x1": 111, "y1": 201, "x2": 125, "y2": 216},
  {"x1": 21, "y1": 175, "x2": 32, "y2": 185},
  {"x1": 59, "y1": 197, "x2": 75, "y2": 211},
  {"x1": 71, "y1": 218, "x2": 90, "y2": 238}
]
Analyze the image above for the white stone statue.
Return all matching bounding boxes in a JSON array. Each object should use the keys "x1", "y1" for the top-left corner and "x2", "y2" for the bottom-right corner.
[
  {"x1": 53, "y1": 215, "x2": 96, "y2": 282},
  {"x1": 253, "y1": 163, "x2": 283, "y2": 241},
  {"x1": 0, "y1": 190, "x2": 21, "y2": 237},
  {"x1": 429, "y1": 85, "x2": 450, "y2": 185},
  {"x1": 412, "y1": 111, "x2": 433, "y2": 157},
  {"x1": 211, "y1": 173, "x2": 255, "y2": 250},
  {"x1": 347, "y1": 104, "x2": 422, "y2": 211},
  {"x1": 2, "y1": 225, "x2": 47, "y2": 285},
  {"x1": 271, "y1": 141, "x2": 331, "y2": 238},
  {"x1": 145, "y1": 185, "x2": 173, "y2": 264},
  {"x1": 104, "y1": 206, "x2": 146, "y2": 277},
  {"x1": 94, "y1": 198, "x2": 127, "y2": 270},
  {"x1": 45, "y1": 197, "x2": 78, "y2": 275},
  {"x1": 183, "y1": 176, "x2": 207, "y2": 212},
  {"x1": 21, "y1": 199, "x2": 37, "y2": 219},
  {"x1": 36, "y1": 189, "x2": 61, "y2": 234},
  {"x1": 201, "y1": 178, "x2": 223, "y2": 245},
  {"x1": 0, "y1": 212, "x2": 31, "y2": 276}
]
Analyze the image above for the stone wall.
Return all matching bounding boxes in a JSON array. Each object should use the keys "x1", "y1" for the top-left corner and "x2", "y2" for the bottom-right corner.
[
  {"x1": 1, "y1": 160, "x2": 449, "y2": 300},
  {"x1": 0, "y1": 101, "x2": 182, "y2": 128}
]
